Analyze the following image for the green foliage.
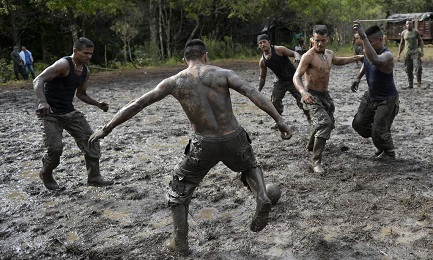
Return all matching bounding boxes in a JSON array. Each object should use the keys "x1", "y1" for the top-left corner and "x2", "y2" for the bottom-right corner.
[
  {"x1": 203, "y1": 36, "x2": 256, "y2": 60},
  {"x1": 133, "y1": 42, "x2": 162, "y2": 66},
  {"x1": 40, "y1": 0, "x2": 122, "y2": 16},
  {"x1": 0, "y1": 58, "x2": 13, "y2": 82}
]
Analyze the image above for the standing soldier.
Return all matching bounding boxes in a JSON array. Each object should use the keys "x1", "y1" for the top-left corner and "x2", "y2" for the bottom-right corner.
[{"x1": 397, "y1": 20, "x2": 424, "y2": 88}]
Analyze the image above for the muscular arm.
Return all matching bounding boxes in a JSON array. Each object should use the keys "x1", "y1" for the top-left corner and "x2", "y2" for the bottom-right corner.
[
  {"x1": 276, "y1": 45, "x2": 301, "y2": 61},
  {"x1": 258, "y1": 58, "x2": 267, "y2": 91},
  {"x1": 33, "y1": 59, "x2": 70, "y2": 115},
  {"x1": 292, "y1": 53, "x2": 311, "y2": 97},
  {"x1": 76, "y1": 70, "x2": 108, "y2": 112},
  {"x1": 332, "y1": 53, "x2": 363, "y2": 66},
  {"x1": 228, "y1": 71, "x2": 292, "y2": 139},
  {"x1": 417, "y1": 31, "x2": 424, "y2": 53},
  {"x1": 361, "y1": 38, "x2": 393, "y2": 70},
  {"x1": 102, "y1": 78, "x2": 173, "y2": 133}
]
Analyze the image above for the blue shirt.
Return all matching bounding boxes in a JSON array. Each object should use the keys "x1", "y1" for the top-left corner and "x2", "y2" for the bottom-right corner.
[{"x1": 364, "y1": 48, "x2": 398, "y2": 100}]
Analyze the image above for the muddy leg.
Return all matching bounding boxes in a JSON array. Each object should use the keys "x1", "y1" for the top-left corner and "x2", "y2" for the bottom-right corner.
[
  {"x1": 85, "y1": 155, "x2": 113, "y2": 187},
  {"x1": 312, "y1": 137, "x2": 326, "y2": 174},
  {"x1": 168, "y1": 204, "x2": 190, "y2": 255},
  {"x1": 242, "y1": 167, "x2": 272, "y2": 232}
]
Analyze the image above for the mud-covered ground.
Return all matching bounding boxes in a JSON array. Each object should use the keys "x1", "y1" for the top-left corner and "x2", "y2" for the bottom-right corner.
[{"x1": 1, "y1": 59, "x2": 432, "y2": 260}]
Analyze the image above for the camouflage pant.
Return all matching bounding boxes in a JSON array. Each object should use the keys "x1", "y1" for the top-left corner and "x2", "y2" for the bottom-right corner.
[
  {"x1": 352, "y1": 91, "x2": 399, "y2": 151},
  {"x1": 271, "y1": 79, "x2": 304, "y2": 115},
  {"x1": 38, "y1": 110, "x2": 100, "y2": 171},
  {"x1": 302, "y1": 90, "x2": 335, "y2": 140},
  {"x1": 404, "y1": 51, "x2": 422, "y2": 81}
]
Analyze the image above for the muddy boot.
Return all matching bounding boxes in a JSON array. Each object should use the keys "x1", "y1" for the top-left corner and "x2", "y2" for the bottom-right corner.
[
  {"x1": 85, "y1": 155, "x2": 113, "y2": 187},
  {"x1": 407, "y1": 78, "x2": 413, "y2": 89},
  {"x1": 417, "y1": 74, "x2": 422, "y2": 88},
  {"x1": 306, "y1": 133, "x2": 315, "y2": 151},
  {"x1": 303, "y1": 109, "x2": 312, "y2": 124},
  {"x1": 168, "y1": 204, "x2": 190, "y2": 255},
  {"x1": 376, "y1": 149, "x2": 396, "y2": 160},
  {"x1": 39, "y1": 167, "x2": 60, "y2": 190},
  {"x1": 312, "y1": 137, "x2": 326, "y2": 174},
  {"x1": 243, "y1": 168, "x2": 272, "y2": 232},
  {"x1": 374, "y1": 149, "x2": 383, "y2": 157}
]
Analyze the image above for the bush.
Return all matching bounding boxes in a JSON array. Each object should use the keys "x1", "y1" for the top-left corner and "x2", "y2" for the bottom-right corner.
[
  {"x1": 133, "y1": 42, "x2": 161, "y2": 66},
  {"x1": 0, "y1": 58, "x2": 13, "y2": 83},
  {"x1": 203, "y1": 36, "x2": 257, "y2": 60}
]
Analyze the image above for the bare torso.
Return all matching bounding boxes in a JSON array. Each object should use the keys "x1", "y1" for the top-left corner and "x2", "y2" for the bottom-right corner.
[
  {"x1": 167, "y1": 64, "x2": 240, "y2": 137},
  {"x1": 303, "y1": 49, "x2": 333, "y2": 92},
  {"x1": 353, "y1": 34, "x2": 364, "y2": 46}
]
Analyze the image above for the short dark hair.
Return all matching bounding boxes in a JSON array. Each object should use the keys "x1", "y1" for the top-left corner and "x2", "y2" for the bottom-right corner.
[
  {"x1": 313, "y1": 25, "x2": 328, "y2": 36},
  {"x1": 184, "y1": 39, "x2": 207, "y2": 61},
  {"x1": 73, "y1": 37, "x2": 94, "y2": 50},
  {"x1": 365, "y1": 25, "x2": 383, "y2": 37}
]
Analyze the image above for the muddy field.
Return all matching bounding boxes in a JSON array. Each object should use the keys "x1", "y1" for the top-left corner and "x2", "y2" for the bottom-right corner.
[{"x1": 0, "y1": 59, "x2": 432, "y2": 260}]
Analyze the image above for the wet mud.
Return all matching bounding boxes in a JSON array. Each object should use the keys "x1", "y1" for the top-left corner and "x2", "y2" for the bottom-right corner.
[{"x1": 0, "y1": 60, "x2": 432, "y2": 259}]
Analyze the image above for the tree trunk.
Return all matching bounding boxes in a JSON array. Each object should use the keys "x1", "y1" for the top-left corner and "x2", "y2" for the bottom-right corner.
[
  {"x1": 188, "y1": 14, "x2": 204, "y2": 43},
  {"x1": 158, "y1": 0, "x2": 165, "y2": 60},
  {"x1": 148, "y1": 0, "x2": 158, "y2": 45}
]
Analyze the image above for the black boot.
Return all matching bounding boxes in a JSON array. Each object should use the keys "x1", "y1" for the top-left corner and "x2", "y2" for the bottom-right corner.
[
  {"x1": 85, "y1": 155, "x2": 113, "y2": 187},
  {"x1": 168, "y1": 204, "x2": 190, "y2": 255},
  {"x1": 306, "y1": 133, "x2": 315, "y2": 151},
  {"x1": 39, "y1": 156, "x2": 61, "y2": 190},
  {"x1": 417, "y1": 74, "x2": 422, "y2": 87},
  {"x1": 312, "y1": 137, "x2": 326, "y2": 174},
  {"x1": 243, "y1": 168, "x2": 272, "y2": 232},
  {"x1": 408, "y1": 78, "x2": 413, "y2": 89},
  {"x1": 39, "y1": 168, "x2": 60, "y2": 190},
  {"x1": 304, "y1": 109, "x2": 312, "y2": 124}
]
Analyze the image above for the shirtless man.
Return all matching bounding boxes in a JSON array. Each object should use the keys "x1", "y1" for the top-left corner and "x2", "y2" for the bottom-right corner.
[
  {"x1": 293, "y1": 25, "x2": 363, "y2": 174},
  {"x1": 352, "y1": 32, "x2": 364, "y2": 67},
  {"x1": 88, "y1": 39, "x2": 292, "y2": 255}
]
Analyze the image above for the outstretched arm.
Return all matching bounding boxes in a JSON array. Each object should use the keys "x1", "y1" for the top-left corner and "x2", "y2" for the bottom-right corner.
[
  {"x1": 89, "y1": 78, "x2": 173, "y2": 145},
  {"x1": 332, "y1": 52, "x2": 363, "y2": 66},
  {"x1": 229, "y1": 71, "x2": 292, "y2": 140},
  {"x1": 277, "y1": 46, "x2": 301, "y2": 62}
]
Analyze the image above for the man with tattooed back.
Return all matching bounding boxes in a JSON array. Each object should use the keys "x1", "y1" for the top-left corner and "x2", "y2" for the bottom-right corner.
[{"x1": 88, "y1": 39, "x2": 293, "y2": 255}]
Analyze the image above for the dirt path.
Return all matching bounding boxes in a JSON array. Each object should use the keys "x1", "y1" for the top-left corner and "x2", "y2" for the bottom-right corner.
[{"x1": 0, "y1": 60, "x2": 432, "y2": 260}]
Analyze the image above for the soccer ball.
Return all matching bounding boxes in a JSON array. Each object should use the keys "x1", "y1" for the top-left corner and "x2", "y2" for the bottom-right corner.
[{"x1": 266, "y1": 183, "x2": 281, "y2": 205}]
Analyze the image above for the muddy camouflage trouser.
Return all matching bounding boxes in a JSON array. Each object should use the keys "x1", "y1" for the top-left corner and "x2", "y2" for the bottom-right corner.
[
  {"x1": 38, "y1": 110, "x2": 100, "y2": 171},
  {"x1": 302, "y1": 90, "x2": 335, "y2": 140},
  {"x1": 404, "y1": 51, "x2": 422, "y2": 82},
  {"x1": 272, "y1": 80, "x2": 304, "y2": 115},
  {"x1": 166, "y1": 128, "x2": 257, "y2": 206},
  {"x1": 352, "y1": 91, "x2": 399, "y2": 151}
]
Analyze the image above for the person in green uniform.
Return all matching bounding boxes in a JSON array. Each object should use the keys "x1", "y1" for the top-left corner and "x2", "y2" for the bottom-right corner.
[{"x1": 397, "y1": 20, "x2": 424, "y2": 88}]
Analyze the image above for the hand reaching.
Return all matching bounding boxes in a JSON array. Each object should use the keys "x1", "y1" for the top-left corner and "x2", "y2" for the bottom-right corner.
[
  {"x1": 88, "y1": 128, "x2": 110, "y2": 147},
  {"x1": 276, "y1": 121, "x2": 293, "y2": 140},
  {"x1": 99, "y1": 102, "x2": 109, "y2": 112},
  {"x1": 351, "y1": 79, "x2": 360, "y2": 92}
]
